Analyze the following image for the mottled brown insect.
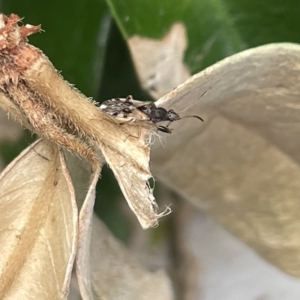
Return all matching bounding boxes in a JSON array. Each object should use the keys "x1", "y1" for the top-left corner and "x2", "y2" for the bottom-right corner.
[{"x1": 95, "y1": 95, "x2": 204, "y2": 133}]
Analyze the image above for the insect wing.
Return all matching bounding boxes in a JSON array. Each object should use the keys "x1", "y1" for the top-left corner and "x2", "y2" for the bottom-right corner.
[
  {"x1": 126, "y1": 99, "x2": 152, "y2": 108},
  {"x1": 97, "y1": 97, "x2": 151, "y2": 124}
]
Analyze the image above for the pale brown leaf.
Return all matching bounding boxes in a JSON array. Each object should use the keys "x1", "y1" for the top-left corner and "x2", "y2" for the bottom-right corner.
[
  {"x1": 151, "y1": 43, "x2": 300, "y2": 277},
  {"x1": 79, "y1": 214, "x2": 174, "y2": 300},
  {"x1": 0, "y1": 140, "x2": 78, "y2": 299},
  {"x1": 99, "y1": 136, "x2": 168, "y2": 229},
  {"x1": 75, "y1": 158, "x2": 101, "y2": 300}
]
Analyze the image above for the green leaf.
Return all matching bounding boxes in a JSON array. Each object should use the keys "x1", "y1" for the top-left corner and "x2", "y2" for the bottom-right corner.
[
  {"x1": 106, "y1": 0, "x2": 300, "y2": 72},
  {"x1": 1, "y1": 0, "x2": 110, "y2": 97}
]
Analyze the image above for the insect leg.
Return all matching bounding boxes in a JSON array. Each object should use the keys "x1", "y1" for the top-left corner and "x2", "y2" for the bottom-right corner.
[
  {"x1": 157, "y1": 125, "x2": 172, "y2": 134},
  {"x1": 165, "y1": 121, "x2": 172, "y2": 128}
]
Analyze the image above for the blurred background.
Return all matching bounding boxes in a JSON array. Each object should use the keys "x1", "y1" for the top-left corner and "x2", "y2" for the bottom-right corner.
[{"x1": 1, "y1": 1, "x2": 300, "y2": 299}]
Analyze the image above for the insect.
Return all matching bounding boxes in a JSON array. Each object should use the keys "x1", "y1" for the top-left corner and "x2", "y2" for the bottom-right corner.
[{"x1": 95, "y1": 95, "x2": 204, "y2": 134}]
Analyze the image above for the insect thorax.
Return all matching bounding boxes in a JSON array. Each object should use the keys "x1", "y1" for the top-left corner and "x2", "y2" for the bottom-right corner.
[{"x1": 138, "y1": 104, "x2": 170, "y2": 123}]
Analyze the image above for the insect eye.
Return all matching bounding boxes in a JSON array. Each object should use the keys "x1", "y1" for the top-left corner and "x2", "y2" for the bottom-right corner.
[{"x1": 167, "y1": 109, "x2": 180, "y2": 121}]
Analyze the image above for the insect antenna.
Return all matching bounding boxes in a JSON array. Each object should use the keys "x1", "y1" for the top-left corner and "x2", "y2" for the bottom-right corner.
[{"x1": 178, "y1": 115, "x2": 204, "y2": 122}]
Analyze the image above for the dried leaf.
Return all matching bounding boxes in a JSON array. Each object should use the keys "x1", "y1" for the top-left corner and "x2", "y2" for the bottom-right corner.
[
  {"x1": 151, "y1": 43, "x2": 300, "y2": 276},
  {"x1": 59, "y1": 148, "x2": 101, "y2": 299},
  {"x1": 0, "y1": 140, "x2": 77, "y2": 299},
  {"x1": 99, "y1": 137, "x2": 163, "y2": 229},
  {"x1": 75, "y1": 159, "x2": 101, "y2": 300},
  {"x1": 78, "y1": 214, "x2": 174, "y2": 300},
  {"x1": 71, "y1": 143, "x2": 171, "y2": 298}
]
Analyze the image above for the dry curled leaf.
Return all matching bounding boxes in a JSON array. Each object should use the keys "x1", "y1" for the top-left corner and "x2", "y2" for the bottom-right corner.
[
  {"x1": 151, "y1": 43, "x2": 300, "y2": 277},
  {"x1": 83, "y1": 214, "x2": 173, "y2": 300},
  {"x1": 0, "y1": 140, "x2": 77, "y2": 299},
  {"x1": 75, "y1": 157, "x2": 101, "y2": 300},
  {"x1": 62, "y1": 147, "x2": 172, "y2": 300}
]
